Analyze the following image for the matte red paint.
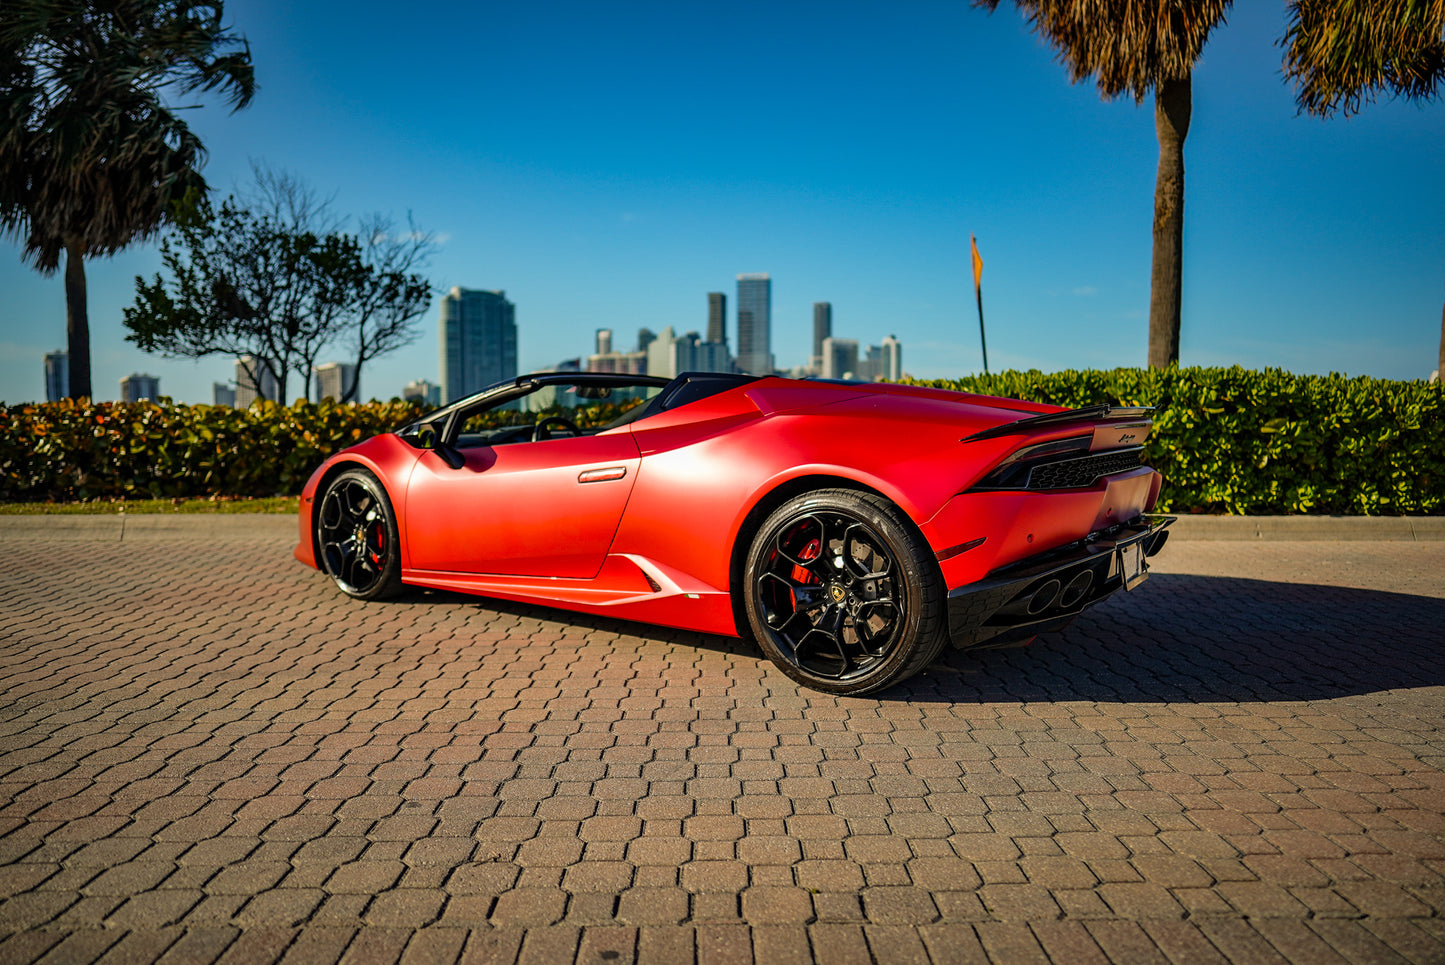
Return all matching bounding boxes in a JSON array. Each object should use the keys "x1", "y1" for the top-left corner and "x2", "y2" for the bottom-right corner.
[{"x1": 295, "y1": 376, "x2": 1163, "y2": 639}]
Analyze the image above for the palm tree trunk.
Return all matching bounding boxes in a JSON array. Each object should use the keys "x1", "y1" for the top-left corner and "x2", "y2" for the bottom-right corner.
[
  {"x1": 1438, "y1": 289, "x2": 1444, "y2": 380},
  {"x1": 64, "y1": 241, "x2": 92, "y2": 400},
  {"x1": 1148, "y1": 75, "x2": 1191, "y2": 369}
]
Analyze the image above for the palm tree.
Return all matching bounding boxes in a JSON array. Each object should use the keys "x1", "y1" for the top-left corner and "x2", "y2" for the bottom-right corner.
[
  {"x1": 1283, "y1": 0, "x2": 1444, "y2": 118},
  {"x1": 0, "y1": 0, "x2": 254, "y2": 400},
  {"x1": 976, "y1": 1, "x2": 1231, "y2": 369},
  {"x1": 1281, "y1": 0, "x2": 1445, "y2": 378}
]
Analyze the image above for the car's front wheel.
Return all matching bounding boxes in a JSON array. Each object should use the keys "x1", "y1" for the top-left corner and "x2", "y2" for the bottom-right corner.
[
  {"x1": 315, "y1": 468, "x2": 403, "y2": 600},
  {"x1": 743, "y1": 489, "x2": 947, "y2": 696}
]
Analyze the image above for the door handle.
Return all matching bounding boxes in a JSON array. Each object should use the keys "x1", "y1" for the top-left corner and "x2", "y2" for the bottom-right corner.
[{"x1": 578, "y1": 467, "x2": 628, "y2": 483}]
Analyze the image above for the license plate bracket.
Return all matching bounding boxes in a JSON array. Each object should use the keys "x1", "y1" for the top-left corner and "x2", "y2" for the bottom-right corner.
[{"x1": 1117, "y1": 534, "x2": 1149, "y2": 591}]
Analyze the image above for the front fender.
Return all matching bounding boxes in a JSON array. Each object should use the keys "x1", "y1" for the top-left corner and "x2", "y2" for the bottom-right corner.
[{"x1": 293, "y1": 435, "x2": 422, "y2": 570}]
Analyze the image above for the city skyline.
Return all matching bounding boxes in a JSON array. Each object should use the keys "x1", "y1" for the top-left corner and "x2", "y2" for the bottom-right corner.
[
  {"x1": 1, "y1": 2, "x2": 1440, "y2": 404},
  {"x1": 28, "y1": 274, "x2": 907, "y2": 404}
]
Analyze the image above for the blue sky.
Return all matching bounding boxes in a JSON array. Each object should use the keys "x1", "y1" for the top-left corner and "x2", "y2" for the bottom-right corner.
[{"x1": 2, "y1": 0, "x2": 1442, "y2": 403}]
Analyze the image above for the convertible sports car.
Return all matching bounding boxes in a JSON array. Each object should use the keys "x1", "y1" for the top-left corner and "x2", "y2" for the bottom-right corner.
[{"x1": 296, "y1": 371, "x2": 1173, "y2": 695}]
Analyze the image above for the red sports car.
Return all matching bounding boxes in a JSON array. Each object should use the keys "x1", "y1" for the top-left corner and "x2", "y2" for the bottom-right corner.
[{"x1": 296, "y1": 371, "x2": 1173, "y2": 695}]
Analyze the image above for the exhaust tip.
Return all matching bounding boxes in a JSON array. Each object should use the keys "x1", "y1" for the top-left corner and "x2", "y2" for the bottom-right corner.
[
  {"x1": 1026, "y1": 579, "x2": 1062, "y2": 615},
  {"x1": 1059, "y1": 569, "x2": 1093, "y2": 608}
]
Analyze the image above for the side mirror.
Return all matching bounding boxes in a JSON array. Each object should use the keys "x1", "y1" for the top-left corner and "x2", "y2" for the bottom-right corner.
[
  {"x1": 417, "y1": 424, "x2": 465, "y2": 470},
  {"x1": 436, "y1": 439, "x2": 465, "y2": 470}
]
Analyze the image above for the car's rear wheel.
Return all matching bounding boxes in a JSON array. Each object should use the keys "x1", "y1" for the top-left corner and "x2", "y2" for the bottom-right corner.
[
  {"x1": 743, "y1": 489, "x2": 947, "y2": 696},
  {"x1": 316, "y1": 468, "x2": 403, "y2": 600}
]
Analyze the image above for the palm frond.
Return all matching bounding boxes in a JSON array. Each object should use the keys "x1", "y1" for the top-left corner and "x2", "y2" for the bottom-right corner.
[
  {"x1": 975, "y1": 0, "x2": 1231, "y2": 102},
  {"x1": 1284, "y1": 0, "x2": 1445, "y2": 117}
]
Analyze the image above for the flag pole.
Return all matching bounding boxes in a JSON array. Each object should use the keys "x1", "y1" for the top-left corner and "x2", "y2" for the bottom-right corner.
[{"x1": 971, "y1": 234, "x2": 989, "y2": 375}]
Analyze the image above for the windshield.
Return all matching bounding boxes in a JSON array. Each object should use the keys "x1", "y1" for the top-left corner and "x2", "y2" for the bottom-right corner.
[{"x1": 456, "y1": 381, "x2": 664, "y2": 447}]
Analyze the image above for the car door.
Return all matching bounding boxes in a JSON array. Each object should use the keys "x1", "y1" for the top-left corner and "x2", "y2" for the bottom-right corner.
[{"x1": 404, "y1": 429, "x2": 642, "y2": 579}]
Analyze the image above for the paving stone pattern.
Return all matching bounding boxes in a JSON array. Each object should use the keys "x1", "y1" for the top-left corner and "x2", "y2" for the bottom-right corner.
[{"x1": 1, "y1": 535, "x2": 1443, "y2": 964}]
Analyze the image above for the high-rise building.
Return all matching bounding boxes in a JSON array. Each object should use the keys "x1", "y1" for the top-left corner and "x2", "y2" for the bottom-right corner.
[
  {"x1": 812, "y1": 302, "x2": 832, "y2": 370},
  {"x1": 315, "y1": 362, "x2": 359, "y2": 402},
  {"x1": 235, "y1": 356, "x2": 279, "y2": 408},
  {"x1": 596, "y1": 329, "x2": 613, "y2": 355},
  {"x1": 695, "y1": 339, "x2": 732, "y2": 374},
  {"x1": 821, "y1": 337, "x2": 860, "y2": 380},
  {"x1": 403, "y1": 379, "x2": 442, "y2": 406},
  {"x1": 587, "y1": 350, "x2": 648, "y2": 375},
  {"x1": 212, "y1": 382, "x2": 236, "y2": 408},
  {"x1": 645, "y1": 327, "x2": 681, "y2": 380},
  {"x1": 880, "y1": 334, "x2": 902, "y2": 381},
  {"x1": 736, "y1": 273, "x2": 772, "y2": 376},
  {"x1": 637, "y1": 327, "x2": 656, "y2": 354},
  {"x1": 440, "y1": 287, "x2": 518, "y2": 403},
  {"x1": 44, "y1": 351, "x2": 68, "y2": 402},
  {"x1": 707, "y1": 292, "x2": 727, "y2": 345},
  {"x1": 119, "y1": 374, "x2": 160, "y2": 402}
]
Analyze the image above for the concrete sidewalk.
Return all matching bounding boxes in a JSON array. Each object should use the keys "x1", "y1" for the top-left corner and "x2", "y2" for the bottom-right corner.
[
  {"x1": 2, "y1": 512, "x2": 1442, "y2": 541},
  {"x1": 0, "y1": 528, "x2": 1442, "y2": 963}
]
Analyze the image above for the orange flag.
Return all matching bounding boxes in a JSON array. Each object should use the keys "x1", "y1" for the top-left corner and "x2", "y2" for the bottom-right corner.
[{"x1": 970, "y1": 234, "x2": 983, "y2": 293}]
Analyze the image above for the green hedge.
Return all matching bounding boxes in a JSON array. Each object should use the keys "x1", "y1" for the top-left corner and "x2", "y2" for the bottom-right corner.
[
  {"x1": 2, "y1": 397, "x2": 426, "y2": 502},
  {"x1": 0, "y1": 395, "x2": 646, "y2": 503},
  {"x1": 905, "y1": 366, "x2": 1443, "y2": 515},
  {"x1": 3, "y1": 367, "x2": 1441, "y2": 513}
]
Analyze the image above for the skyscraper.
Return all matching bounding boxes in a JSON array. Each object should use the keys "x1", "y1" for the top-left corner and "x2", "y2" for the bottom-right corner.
[
  {"x1": 821, "y1": 337, "x2": 859, "y2": 380},
  {"x1": 315, "y1": 362, "x2": 359, "y2": 402},
  {"x1": 880, "y1": 334, "x2": 902, "y2": 381},
  {"x1": 212, "y1": 382, "x2": 236, "y2": 408},
  {"x1": 707, "y1": 292, "x2": 727, "y2": 345},
  {"x1": 736, "y1": 273, "x2": 771, "y2": 376},
  {"x1": 812, "y1": 302, "x2": 832, "y2": 370},
  {"x1": 403, "y1": 379, "x2": 441, "y2": 406},
  {"x1": 43, "y1": 351, "x2": 68, "y2": 402},
  {"x1": 440, "y1": 287, "x2": 518, "y2": 404},
  {"x1": 119, "y1": 374, "x2": 160, "y2": 402},
  {"x1": 235, "y1": 356, "x2": 278, "y2": 408}
]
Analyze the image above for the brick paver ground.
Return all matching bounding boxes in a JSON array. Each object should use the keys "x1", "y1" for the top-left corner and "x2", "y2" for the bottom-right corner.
[{"x1": 0, "y1": 532, "x2": 1442, "y2": 964}]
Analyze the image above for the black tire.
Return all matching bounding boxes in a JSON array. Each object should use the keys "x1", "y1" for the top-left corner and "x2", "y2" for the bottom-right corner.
[
  {"x1": 315, "y1": 468, "x2": 404, "y2": 600},
  {"x1": 742, "y1": 488, "x2": 947, "y2": 696}
]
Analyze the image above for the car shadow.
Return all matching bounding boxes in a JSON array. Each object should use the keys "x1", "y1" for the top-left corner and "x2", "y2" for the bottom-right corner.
[
  {"x1": 892, "y1": 573, "x2": 1445, "y2": 704},
  {"x1": 381, "y1": 574, "x2": 1445, "y2": 704}
]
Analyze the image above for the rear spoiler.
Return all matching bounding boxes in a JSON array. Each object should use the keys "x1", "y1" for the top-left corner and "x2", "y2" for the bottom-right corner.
[{"x1": 963, "y1": 404, "x2": 1154, "y2": 442}]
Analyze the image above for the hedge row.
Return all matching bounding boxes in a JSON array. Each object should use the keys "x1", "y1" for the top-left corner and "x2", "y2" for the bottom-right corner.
[
  {"x1": 904, "y1": 367, "x2": 1442, "y2": 515},
  {"x1": 0, "y1": 395, "x2": 649, "y2": 503},
  {"x1": 3, "y1": 367, "x2": 1441, "y2": 513},
  {"x1": 2, "y1": 397, "x2": 427, "y2": 501}
]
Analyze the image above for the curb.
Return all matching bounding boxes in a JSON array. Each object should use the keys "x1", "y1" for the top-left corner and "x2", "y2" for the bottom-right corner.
[
  {"x1": 0, "y1": 514, "x2": 296, "y2": 541},
  {"x1": 2, "y1": 514, "x2": 1442, "y2": 542},
  {"x1": 1166, "y1": 515, "x2": 1445, "y2": 541}
]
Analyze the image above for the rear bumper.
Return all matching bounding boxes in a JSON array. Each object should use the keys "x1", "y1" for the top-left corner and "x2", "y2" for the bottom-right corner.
[{"x1": 945, "y1": 514, "x2": 1174, "y2": 650}]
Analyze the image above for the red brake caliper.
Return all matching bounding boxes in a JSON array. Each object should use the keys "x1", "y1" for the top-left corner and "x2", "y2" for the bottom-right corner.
[
  {"x1": 371, "y1": 524, "x2": 385, "y2": 566},
  {"x1": 791, "y1": 538, "x2": 821, "y2": 585}
]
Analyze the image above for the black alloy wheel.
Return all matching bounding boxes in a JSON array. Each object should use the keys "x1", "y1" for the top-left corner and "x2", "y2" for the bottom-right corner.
[
  {"x1": 316, "y1": 468, "x2": 403, "y2": 600},
  {"x1": 744, "y1": 489, "x2": 946, "y2": 696}
]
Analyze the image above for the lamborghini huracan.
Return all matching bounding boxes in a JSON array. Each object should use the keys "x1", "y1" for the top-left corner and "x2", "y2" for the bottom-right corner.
[{"x1": 295, "y1": 371, "x2": 1173, "y2": 695}]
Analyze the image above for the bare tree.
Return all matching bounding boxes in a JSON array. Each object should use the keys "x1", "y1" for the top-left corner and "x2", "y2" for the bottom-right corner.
[
  {"x1": 125, "y1": 166, "x2": 435, "y2": 402},
  {"x1": 337, "y1": 213, "x2": 435, "y2": 402}
]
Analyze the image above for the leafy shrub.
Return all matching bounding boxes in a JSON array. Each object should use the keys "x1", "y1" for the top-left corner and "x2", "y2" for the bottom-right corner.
[
  {"x1": 4, "y1": 367, "x2": 1441, "y2": 514},
  {"x1": 905, "y1": 366, "x2": 1443, "y2": 515},
  {"x1": 1, "y1": 397, "x2": 426, "y2": 502}
]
